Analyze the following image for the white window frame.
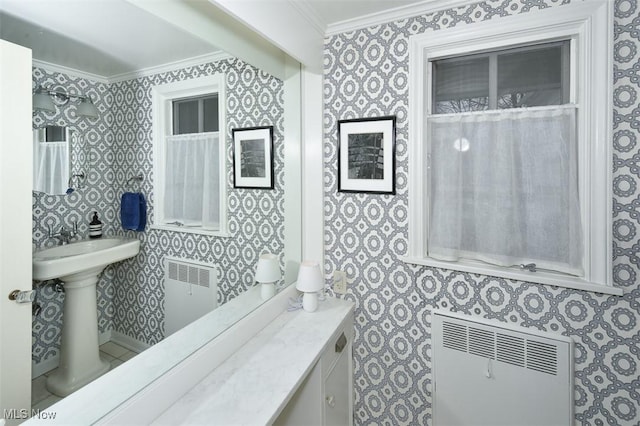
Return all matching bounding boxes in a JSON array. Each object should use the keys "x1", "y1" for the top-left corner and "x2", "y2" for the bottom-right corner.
[
  {"x1": 151, "y1": 74, "x2": 229, "y2": 237},
  {"x1": 405, "y1": 1, "x2": 619, "y2": 295}
]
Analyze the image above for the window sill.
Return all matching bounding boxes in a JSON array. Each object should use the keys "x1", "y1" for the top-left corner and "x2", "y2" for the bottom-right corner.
[
  {"x1": 399, "y1": 256, "x2": 623, "y2": 296},
  {"x1": 150, "y1": 224, "x2": 231, "y2": 238}
]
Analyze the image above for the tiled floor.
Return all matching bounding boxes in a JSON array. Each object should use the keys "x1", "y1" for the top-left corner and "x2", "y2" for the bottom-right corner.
[{"x1": 32, "y1": 341, "x2": 139, "y2": 410}]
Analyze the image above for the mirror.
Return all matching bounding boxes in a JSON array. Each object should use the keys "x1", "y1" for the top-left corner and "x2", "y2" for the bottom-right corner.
[
  {"x1": 32, "y1": 126, "x2": 87, "y2": 195},
  {"x1": 1, "y1": 0, "x2": 301, "y2": 415}
]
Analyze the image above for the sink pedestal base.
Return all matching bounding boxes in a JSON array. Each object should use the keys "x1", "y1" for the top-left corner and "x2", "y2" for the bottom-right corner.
[{"x1": 47, "y1": 268, "x2": 110, "y2": 397}]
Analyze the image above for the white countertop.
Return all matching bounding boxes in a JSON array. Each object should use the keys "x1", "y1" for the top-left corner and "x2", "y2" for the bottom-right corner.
[{"x1": 152, "y1": 297, "x2": 354, "y2": 425}]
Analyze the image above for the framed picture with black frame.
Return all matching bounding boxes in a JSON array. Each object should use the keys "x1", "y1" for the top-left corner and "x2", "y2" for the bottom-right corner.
[
  {"x1": 232, "y1": 126, "x2": 274, "y2": 189},
  {"x1": 338, "y1": 116, "x2": 396, "y2": 194}
]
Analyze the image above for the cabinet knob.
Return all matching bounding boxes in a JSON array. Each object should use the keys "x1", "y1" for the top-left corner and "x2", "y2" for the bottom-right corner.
[{"x1": 325, "y1": 394, "x2": 336, "y2": 408}]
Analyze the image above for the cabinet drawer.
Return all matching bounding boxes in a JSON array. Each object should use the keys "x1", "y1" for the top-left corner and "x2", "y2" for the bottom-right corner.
[{"x1": 321, "y1": 313, "x2": 353, "y2": 379}]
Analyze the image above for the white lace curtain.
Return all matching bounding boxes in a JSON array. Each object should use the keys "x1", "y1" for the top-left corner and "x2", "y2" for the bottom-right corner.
[
  {"x1": 427, "y1": 105, "x2": 583, "y2": 275},
  {"x1": 164, "y1": 132, "x2": 220, "y2": 229},
  {"x1": 33, "y1": 130, "x2": 69, "y2": 195}
]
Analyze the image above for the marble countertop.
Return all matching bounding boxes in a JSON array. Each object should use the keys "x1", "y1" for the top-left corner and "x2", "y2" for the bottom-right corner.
[{"x1": 152, "y1": 297, "x2": 354, "y2": 425}]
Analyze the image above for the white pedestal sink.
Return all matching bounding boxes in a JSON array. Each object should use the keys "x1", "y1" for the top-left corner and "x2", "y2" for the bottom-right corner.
[{"x1": 33, "y1": 238, "x2": 140, "y2": 397}]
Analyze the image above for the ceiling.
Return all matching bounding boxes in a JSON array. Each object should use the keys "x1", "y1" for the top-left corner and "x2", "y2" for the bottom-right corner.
[
  {"x1": 0, "y1": 0, "x2": 426, "y2": 79},
  {"x1": 0, "y1": 0, "x2": 222, "y2": 79}
]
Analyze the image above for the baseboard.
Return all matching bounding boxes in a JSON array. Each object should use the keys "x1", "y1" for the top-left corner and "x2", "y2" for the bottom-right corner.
[
  {"x1": 109, "y1": 331, "x2": 152, "y2": 353},
  {"x1": 100, "y1": 330, "x2": 112, "y2": 345},
  {"x1": 32, "y1": 331, "x2": 112, "y2": 379},
  {"x1": 32, "y1": 355, "x2": 59, "y2": 379}
]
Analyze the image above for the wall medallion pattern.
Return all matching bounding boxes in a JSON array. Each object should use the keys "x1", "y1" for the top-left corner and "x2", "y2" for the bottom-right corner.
[{"x1": 323, "y1": 1, "x2": 640, "y2": 424}]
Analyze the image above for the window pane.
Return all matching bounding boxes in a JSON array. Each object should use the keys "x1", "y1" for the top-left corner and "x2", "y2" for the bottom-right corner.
[
  {"x1": 433, "y1": 56, "x2": 489, "y2": 114},
  {"x1": 173, "y1": 100, "x2": 199, "y2": 135},
  {"x1": 203, "y1": 95, "x2": 219, "y2": 132},
  {"x1": 497, "y1": 43, "x2": 568, "y2": 109}
]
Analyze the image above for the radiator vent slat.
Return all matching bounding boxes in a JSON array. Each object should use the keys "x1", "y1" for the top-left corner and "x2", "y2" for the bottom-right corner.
[
  {"x1": 168, "y1": 262, "x2": 178, "y2": 280},
  {"x1": 440, "y1": 318, "x2": 561, "y2": 376},
  {"x1": 188, "y1": 266, "x2": 199, "y2": 285},
  {"x1": 167, "y1": 260, "x2": 211, "y2": 288},
  {"x1": 442, "y1": 321, "x2": 467, "y2": 353},
  {"x1": 178, "y1": 264, "x2": 188, "y2": 283},
  {"x1": 526, "y1": 340, "x2": 558, "y2": 375},
  {"x1": 496, "y1": 333, "x2": 525, "y2": 367},
  {"x1": 199, "y1": 268, "x2": 210, "y2": 288},
  {"x1": 468, "y1": 327, "x2": 495, "y2": 359}
]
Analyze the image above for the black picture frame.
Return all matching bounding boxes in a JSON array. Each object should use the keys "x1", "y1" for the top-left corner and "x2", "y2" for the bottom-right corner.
[
  {"x1": 337, "y1": 116, "x2": 396, "y2": 194},
  {"x1": 232, "y1": 126, "x2": 275, "y2": 189}
]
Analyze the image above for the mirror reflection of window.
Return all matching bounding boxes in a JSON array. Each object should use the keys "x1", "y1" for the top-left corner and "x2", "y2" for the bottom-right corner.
[
  {"x1": 33, "y1": 126, "x2": 70, "y2": 195},
  {"x1": 163, "y1": 90, "x2": 223, "y2": 229}
]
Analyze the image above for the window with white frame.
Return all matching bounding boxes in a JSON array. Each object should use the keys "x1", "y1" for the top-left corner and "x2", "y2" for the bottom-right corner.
[
  {"x1": 406, "y1": 1, "x2": 616, "y2": 294},
  {"x1": 152, "y1": 75, "x2": 228, "y2": 235}
]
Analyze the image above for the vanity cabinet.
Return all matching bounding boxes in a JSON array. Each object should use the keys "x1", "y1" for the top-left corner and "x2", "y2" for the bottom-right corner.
[
  {"x1": 274, "y1": 322, "x2": 354, "y2": 426},
  {"x1": 323, "y1": 333, "x2": 352, "y2": 425}
]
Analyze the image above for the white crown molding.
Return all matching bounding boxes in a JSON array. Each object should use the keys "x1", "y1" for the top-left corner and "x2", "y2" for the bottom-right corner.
[
  {"x1": 287, "y1": 0, "x2": 327, "y2": 37},
  {"x1": 108, "y1": 51, "x2": 233, "y2": 83},
  {"x1": 32, "y1": 59, "x2": 110, "y2": 85},
  {"x1": 33, "y1": 51, "x2": 233, "y2": 85},
  {"x1": 326, "y1": 0, "x2": 478, "y2": 36}
]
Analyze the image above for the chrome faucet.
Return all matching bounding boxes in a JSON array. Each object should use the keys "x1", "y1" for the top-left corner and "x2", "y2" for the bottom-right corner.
[{"x1": 47, "y1": 221, "x2": 78, "y2": 245}]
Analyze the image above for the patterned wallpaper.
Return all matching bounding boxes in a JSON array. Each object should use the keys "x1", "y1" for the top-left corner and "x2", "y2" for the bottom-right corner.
[
  {"x1": 31, "y1": 58, "x2": 284, "y2": 363},
  {"x1": 323, "y1": 1, "x2": 640, "y2": 424}
]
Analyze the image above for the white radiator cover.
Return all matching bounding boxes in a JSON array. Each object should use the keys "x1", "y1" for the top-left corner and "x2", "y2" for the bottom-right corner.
[
  {"x1": 164, "y1": 257, "x2": 218, "y2": 337},
  {"x1": 432, "y1": 311, "x2": 573, "y2": 426}
]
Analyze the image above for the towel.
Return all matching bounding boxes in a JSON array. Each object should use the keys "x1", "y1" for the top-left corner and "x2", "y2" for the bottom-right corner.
[{"x1": 121, "y1": 192, "x2": 146, "y2": 232}]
